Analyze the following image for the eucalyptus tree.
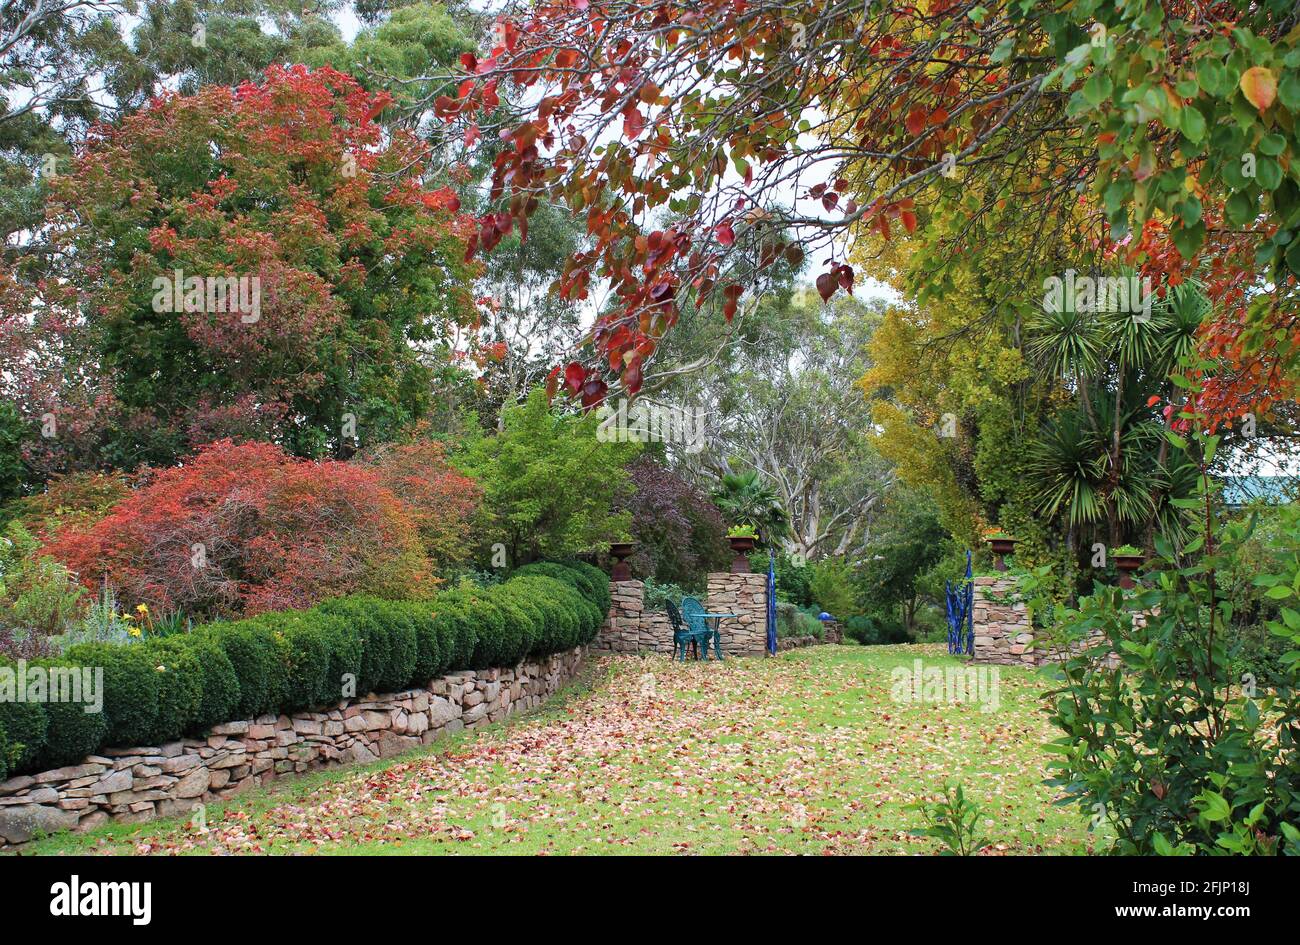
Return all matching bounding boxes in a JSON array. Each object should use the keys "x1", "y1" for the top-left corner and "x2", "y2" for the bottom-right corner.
[{"x1": 658, "y1": 287, "x2": 896, "y2": 561}]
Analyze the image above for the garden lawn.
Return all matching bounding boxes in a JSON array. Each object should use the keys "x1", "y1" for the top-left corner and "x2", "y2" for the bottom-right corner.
[{"x1": 22, "y1": 645, "x2": 1097, "y2": 855}]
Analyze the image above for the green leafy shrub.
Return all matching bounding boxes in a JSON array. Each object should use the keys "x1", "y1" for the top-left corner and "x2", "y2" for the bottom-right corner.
[
  {"x1": 808, "y1": 557, "x2": 857, "y2": 619},
  {"x1": 175, "y1": 635, "x2": 240, "y2": 733},
  {"x1": 427, "y1": 590, "x2": 478, "y2": 670},
  {"x1": 496, "y1": 584, "x2": 550, "y2": 652},
  {"x1": 33, "y1": 659, "x2": 109, "y2": 767},
  {"x1": 269, "y1": 613, "x2": 334, "y2": 713},
  {"x1": 906, "y1": 782, "x2": 989, "y2": 855},
  {"x1": 7, "y1": 560, "x2": 609, "y2": 774},
  {"x1": 469, "y1": 594, "x2": 526, "y2": 668},
  {"x1": 0, "y1": 521, "x2": 86, "y2": 657},
  {"x1": 201, "y1": 622, "x2": 284, "y2": 719},
  {"x1": 314, "y1": 614, "x2": 363, "y2": 706},
  {"x1": 64, "y1": 642, "x2": 159, "y2": 748},
  {"x1": 844, "y1": 612, "x2": 912, "y2": 645},
  {"x1": 368, "y1": 600, "x2": 417, "y2": 693},
  {"x1": 316, "y1": 597, "x2": 417, "y2": 695},
  {"x1": 642, "y1": 577, "x2": 687, "y2": 612},
  {"x1": 315, "y1": 597, "x2": 391, "y2": 697},
  {"x1": 506, "y1": 575, "x2": 592, "y2": 650},
  {"x1": 514, "y1": 561, "x2": 604, "y2": 612},
  {"x1": 140, "y1": 640, "x2": 202, "y2": 743},
  {"x1": 1031, "y1": 449, "x2": 1300, "y2": 856},
  {"x1": 0, "y1": 666, "x2": 47, "y2": 771},
  {"x1": 395, "y1": 601, "x2": 443, "y2": 684}
]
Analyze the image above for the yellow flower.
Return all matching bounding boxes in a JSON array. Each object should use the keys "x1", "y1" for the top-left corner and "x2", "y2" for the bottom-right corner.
[
  {"x1": 128, "y1": 627, "x2": 142, "y2": 638},
  {"x1": 136, "y1": 604, "x2": 149, "y2": 614}
]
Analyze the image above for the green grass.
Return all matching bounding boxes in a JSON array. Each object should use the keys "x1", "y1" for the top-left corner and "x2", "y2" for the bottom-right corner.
[{"x1": 20, "y1": 645, "x2": 1097, "y2": 855}]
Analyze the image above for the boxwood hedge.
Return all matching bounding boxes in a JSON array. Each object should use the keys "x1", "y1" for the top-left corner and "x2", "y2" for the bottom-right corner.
[{"x1": 0, "y1": 562, "x2": 608, "y2": 776}]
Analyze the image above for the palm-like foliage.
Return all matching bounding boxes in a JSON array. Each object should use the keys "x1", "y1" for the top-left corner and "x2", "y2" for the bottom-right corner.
[
  {"x1": 1024, "y1": 274, "x2": 1211, "y2": 549},
  {"x1": 713, "y1": 470, "x2": 791, "y2": 543},
  {"x1": 1027, "y1": 397, "x2": 1161, "y2": 526}
]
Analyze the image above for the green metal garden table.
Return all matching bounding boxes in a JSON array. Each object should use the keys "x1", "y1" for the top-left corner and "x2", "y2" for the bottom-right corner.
[{"x1": 700, "y1": 611, "x2": 736, "y2": 660}]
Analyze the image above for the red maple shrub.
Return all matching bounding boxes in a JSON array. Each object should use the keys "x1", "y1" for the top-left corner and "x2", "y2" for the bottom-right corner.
[
  {"x1": 361, "y1": 439, "x2": 481, "y2": 570},
  {"x1": 44, "y1": 440, "x2": 442, "y2": 618},
  {"x1": 4, "y1": 64, "x2": 482, "y2": 479}
]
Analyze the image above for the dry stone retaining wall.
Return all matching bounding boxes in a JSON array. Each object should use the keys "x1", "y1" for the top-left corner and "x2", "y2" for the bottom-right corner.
[
  {"x1": 596, "y1": 574, "x2": 772, "y2": 656},
  {"x1": 0, "y1": 645, "x2": 587, "y2": 848},
  {"x1": 594, "y1": 580, "x2": 674, "y2": 653}
]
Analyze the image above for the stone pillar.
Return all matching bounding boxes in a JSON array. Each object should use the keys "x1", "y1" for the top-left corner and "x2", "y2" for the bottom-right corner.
[
  {"x1": 820, "y1": 618, "x2": 843, "y2": 644},
  {"x1": 971, "y1": 576, "x2": 1125, "y2": 669},
  {"x1": 594, "y1": 579, "x2": 673, "y2": 653},
  {"x1": 705, "y1": 571, "x2": 768, "y2": 656},
  {"x1": 971, "y1": 576, "x2": 1034, "y2": 666}
]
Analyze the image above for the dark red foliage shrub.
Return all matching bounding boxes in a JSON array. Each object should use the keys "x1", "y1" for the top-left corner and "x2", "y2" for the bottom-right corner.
[
  {"x1": 620, "y1": 455, "x2": 729, "y2": 588},
  {"x1": 44, "y1": 440, "x2": 438, "y2": 618}
]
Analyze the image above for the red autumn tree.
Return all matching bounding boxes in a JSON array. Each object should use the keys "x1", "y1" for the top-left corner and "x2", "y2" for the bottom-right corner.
[
  {"x1": 43, "y1": 440, "x2": 443, "y2": 618},
  {"x1": 436, "y1": 2, "x2": 1298, "y2": 424},
  {"x1": 361, "y1": 438, "x2": 483, "y2": 569},
  {"x1": 5, "y1": 64, "x2": 483, "y2": 477}
]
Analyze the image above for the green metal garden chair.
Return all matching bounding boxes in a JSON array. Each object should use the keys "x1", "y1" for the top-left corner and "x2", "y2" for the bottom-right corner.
[
  {"x1": 666, "y1": 598, "x2": 710, "y2": 661},
  {"x1": 679, "y1": 596, "x2": 717, "y2": 661}
]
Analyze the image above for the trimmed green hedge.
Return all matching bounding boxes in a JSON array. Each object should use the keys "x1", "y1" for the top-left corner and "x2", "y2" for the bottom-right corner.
[{"x1": 0, "y1": 562, "x2": 608, "y2": 776}]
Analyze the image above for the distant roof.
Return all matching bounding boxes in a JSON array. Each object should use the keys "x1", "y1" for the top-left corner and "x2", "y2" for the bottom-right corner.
[{"x1": 1220, "y1": 475, "x2": 1295, "y2": 507}]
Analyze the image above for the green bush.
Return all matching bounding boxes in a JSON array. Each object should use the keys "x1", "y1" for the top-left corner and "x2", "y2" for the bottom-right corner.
[
  {"x1": 844, "y1": 613, "x2": 911, "y2": 645},
  {"x1": 372, "y1": 600, "x2": 417, "y2": 693},
  {"x1": 64, "y1": 642, "x2": 159, "y2": 748},
  {"x1": 8, "y1": 560, "x2": 610, "y2": 774},
  {"x1": 316, "y1": 597, "x2": 417, "y2": 695},
  {"x1": 175, "y1": 634, "x2": 240, "y2": 733},
  {"x1": 140, "y1": 640, "x2": 202, "y2": 742},
  {"x1": 512, "y1": 576, "x2": 592, "y2": 650},
  {"x1": 514, "y1": 560, "x2": 611, "y2": 616},
  {"x1": 496, "y1": 584, "x2": 549, "y2": 653},
  {"x1": 642, "y1": 577, "x2": 687, "y2": 613},
  {"x1": 1028, "y1": 486, "x2": 1300, "y2": 856},
  {"x1": 316, "y1": 614, "x2": 363, "y2": 706},
  {"x1": 268, "y1": 612, "x2": 334, "y2": 713},
  {"x1": 0, "y1": 659, "x2": 47, "y2": 770},
  {"x1": 394, "y1": 600, "x2": 443, "y2": 684},
  {"x1": 33, "y1": 659, "x2": 109, "y2": 767},
  {"x1": 315, "y1": 597, "x2": 390, "y2": 696},
  {"x1": 426, "y1": 590, "x2": 477, "y2": 670},
  {"x1": 469, "y1": 594, "x2": 526, "y2": 668},
  {"x1": 202, "y1": 621, "x2": 284, "y2": 719}
]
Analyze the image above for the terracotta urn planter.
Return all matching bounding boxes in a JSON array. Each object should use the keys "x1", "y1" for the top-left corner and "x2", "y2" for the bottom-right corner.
[
  {"x1": 987, "y1": 535, "x2": 1017, "y2": 572},
  {"x1": 1114, "y1": 553, "x2": 1144, "y2": 589},
  {"x1": 727, "y1": 535, "x2": 756, "y2": 573},
  {"x1": 609, "y1": 541, "x2": 635, "y2": 582}
]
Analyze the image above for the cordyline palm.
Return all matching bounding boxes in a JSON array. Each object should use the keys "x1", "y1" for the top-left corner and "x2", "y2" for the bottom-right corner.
[
  {"x1": 713, "y1": 470, "x2": 791, "y2": 545},
  {"x1": 1026, "y1": 275, "x2": 1207, "y2": 551}
]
